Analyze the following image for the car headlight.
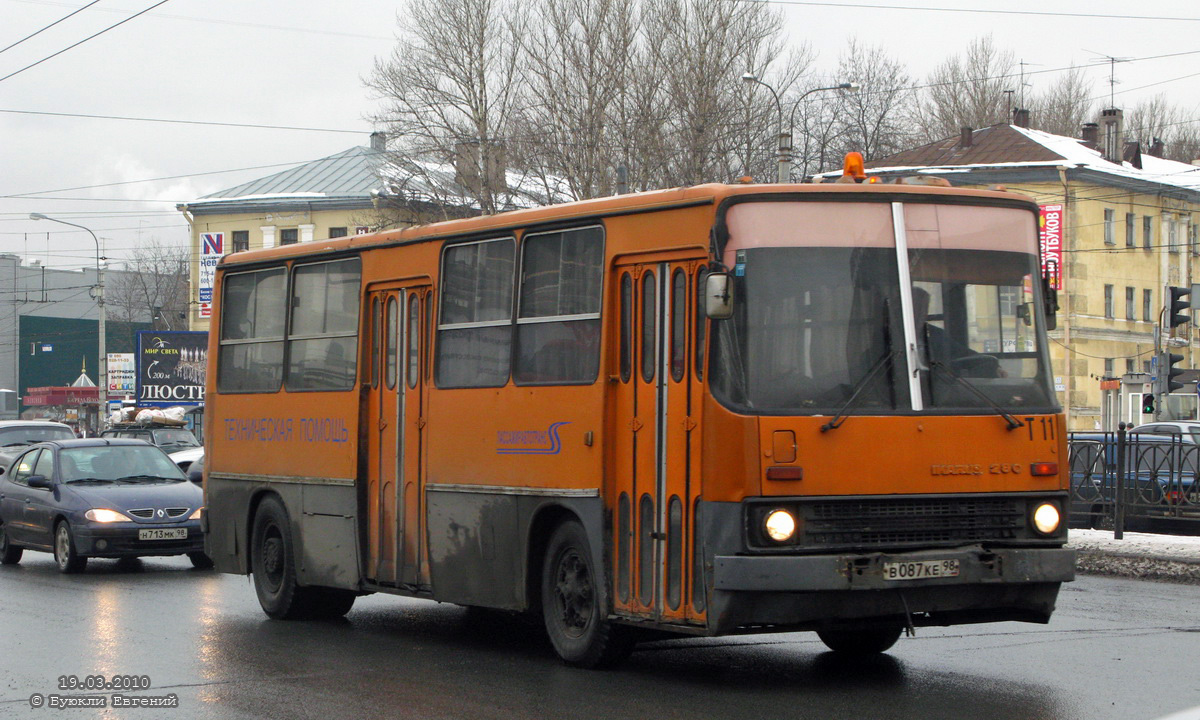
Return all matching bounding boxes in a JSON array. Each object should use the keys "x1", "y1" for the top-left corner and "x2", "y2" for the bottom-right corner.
[
  {"x1": 86, "y1": 508, "x2": 132, "y2": 523},
  {"x1": 1032, "y1": 502, "x2": 1061, "y2": 535},
  {"x1": 189, "y1": 507, "x2": 204, "y2": 520},
  {"x1": 764, "y1": 509, "x2": 797, "y2": 542}
]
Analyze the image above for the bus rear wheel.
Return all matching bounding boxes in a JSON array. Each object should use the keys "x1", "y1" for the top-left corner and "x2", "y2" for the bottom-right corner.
[
  {"x1": 251, "y1": 496, "x2": 355, "y2": 620},
  {"x1": 541, "y1": 520, "x2": 632, "y2": 668},
  {"x1": 817, "y1": 625, "x2": 904, "y2": 655}
]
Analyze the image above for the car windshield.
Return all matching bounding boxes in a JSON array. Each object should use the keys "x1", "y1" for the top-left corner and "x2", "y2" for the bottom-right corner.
[
  {"x1": 60, "y1": 446, "x2": 187, "y2": 483},
  {"x1": 150, "y1": 428, "x2": 200, "y2": 448},
  {"x1": 709, "y1": 200, "x2": 1056, "y2": 416},
  {"x1": 0, "y1": 425, "x2": 74, "y2": 447}
]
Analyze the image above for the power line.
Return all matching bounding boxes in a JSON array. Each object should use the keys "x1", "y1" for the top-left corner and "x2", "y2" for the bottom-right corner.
[
  {"x1": 726, "y1": 0, "x2": 1200, "y2": 22},
  {"x1": 0, "y1": 0, "x2": 176, "y2": 84},
  {"x1": 0, "y1": 108, "x2": 366, "y2": 134},
  {"x1": 0, "y1": 0, "x2": 103, "y2": 56}
]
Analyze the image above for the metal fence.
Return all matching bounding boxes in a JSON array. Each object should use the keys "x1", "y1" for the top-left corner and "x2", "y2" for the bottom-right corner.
[{"x1": 1068, "y1": 429, "x2": 1200, "y2": 535}]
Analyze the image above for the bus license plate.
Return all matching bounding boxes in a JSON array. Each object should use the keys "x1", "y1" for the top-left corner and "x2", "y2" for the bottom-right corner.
[
  {"x1": 883, "y1": 559, "x2": 959, "y2": 581},
  {"x1": 138, "y1": 528, "x2": 187, "y2": 541}
]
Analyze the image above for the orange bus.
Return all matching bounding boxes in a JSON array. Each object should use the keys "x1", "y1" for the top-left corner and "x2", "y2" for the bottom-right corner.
[{"x1": 202, "y1": 168, "x2": 1074, "y2": 667}]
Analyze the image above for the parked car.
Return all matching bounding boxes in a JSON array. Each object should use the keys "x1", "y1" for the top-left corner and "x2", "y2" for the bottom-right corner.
[
  {"x1": 185, "y1": 452, "x2": 204, "y2": 485},
  {"x1": 0, "y1": 420, "x2": 75, "y2": 471},
  {"x1": 167, "y1": 446, "x2": 204, "y2": 476},
  {"x1": 1128, "y1": 421, "x2": 1200, "y2": 444},
  {"x1": 99, "y1": 423, "x2": 200, "y2": 453},
  {"x1": 0, "y1": 438, "x2": 210, "y2": 572}
]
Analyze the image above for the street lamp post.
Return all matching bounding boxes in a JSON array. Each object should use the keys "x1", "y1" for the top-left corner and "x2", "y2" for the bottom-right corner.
[
  {"x1": 30, "y1": 213, "x2": 107, "y2": 431},
  {"x1": 742, "y1": 74, "x2": 861, "y2": 183}
]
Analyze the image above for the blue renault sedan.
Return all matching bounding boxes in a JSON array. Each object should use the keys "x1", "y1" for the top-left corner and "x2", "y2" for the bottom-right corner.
[{"x1": 0, "y1": 438, "x2": 209, "y2": 573}]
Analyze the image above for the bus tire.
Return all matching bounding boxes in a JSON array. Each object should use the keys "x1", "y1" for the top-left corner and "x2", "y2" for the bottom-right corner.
[
  {"x1": 251, "y1": 495, "x2": 319, "y2": 619},
  {"x1": 541, "y1": 520, "x2": 633, "y2": 668},
  {"x1": 817, "y1": 625, "x2": 904, "y2": 655}
]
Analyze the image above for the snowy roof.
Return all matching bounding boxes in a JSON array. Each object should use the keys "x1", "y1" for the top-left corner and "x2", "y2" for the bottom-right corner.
[
  {"x1": 857, "y1": 124, "x2": 1200, "y2": 200},
  {"x1": 193, "y1": 146, "x2": 384, "y2": 204}
]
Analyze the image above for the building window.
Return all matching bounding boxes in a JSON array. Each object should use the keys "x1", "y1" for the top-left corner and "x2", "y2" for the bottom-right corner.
[
  {"x1": 1125, "y1": 213, "x2": 1135, "y2": 247},
  {"x1": 329, "y1": 227, "x2": 348, "y2": 239},
  {"x1": 1144, "y1": 289, "x2": 1153, "y2": 322},
  {"x1": 232, "y1": 230, "x2": 249, "y2": 253},
  {"x1": 1143, "y1": 359, "x2": 1152, "y2": 374},
  {"x1": 1125, "y1": 287, "x2": 1135, "y2": 320},
  {"x1": 1104, "y1": 358, "x2": 1114, "y2": 377},
  {"x1": 1144, "y1": 216, "x2": 1153, "y2": 249},
  {"x1": 280, "y1": 228, "x2": 298, "y2": 246},
  {"x1": 1103, "y1": 209, "x2": 1115, "y2": 245},
  {"x1": 1168, "y1": 217, "x2": 1179, "y2": 253},
  {"x1": 1191, "y1": 221, "x2": 1198, "y2": 256},
  {"x1": 1126, "y1": 359, "x2": 1135, "y2": 375},
  {"x1": 1104, "y1": 284, "x2": 1113, "y2": 319}
]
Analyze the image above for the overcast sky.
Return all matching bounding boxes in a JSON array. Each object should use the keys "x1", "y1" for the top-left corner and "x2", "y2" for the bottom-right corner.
[{"x1": 0, "y1": 0, "x2": 1196, "y2": 272}]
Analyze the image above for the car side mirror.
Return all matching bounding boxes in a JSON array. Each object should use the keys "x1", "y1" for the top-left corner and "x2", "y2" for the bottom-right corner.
[
  {"x1": 27, "y1": 475, "x2": 52, "y2": 489},
  {"x1": 705, "y1": 272, "x2": 734, "y2": 320}
]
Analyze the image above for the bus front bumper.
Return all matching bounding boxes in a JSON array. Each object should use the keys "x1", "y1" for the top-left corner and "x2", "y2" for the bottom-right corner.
[{"x1": 707, "y1": 545, "x2": 1075, "y2": 634}]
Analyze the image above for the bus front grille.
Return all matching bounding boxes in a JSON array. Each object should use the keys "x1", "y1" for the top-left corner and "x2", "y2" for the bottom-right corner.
[{"x1": 802, "y1": 496, "x2": 1025, "y2": 548}]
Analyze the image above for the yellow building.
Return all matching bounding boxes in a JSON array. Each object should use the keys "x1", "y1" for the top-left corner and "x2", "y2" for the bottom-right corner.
[
  {"x1": 178, "y1": 133, "x2": 477, "y2": 332},
  {"x1": 867, "y1": 116, "x2": 1200, "y2": 430}
]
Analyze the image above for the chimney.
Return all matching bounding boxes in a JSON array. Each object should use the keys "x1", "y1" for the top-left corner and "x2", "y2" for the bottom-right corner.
[
  {"x1": 960, "y1": 126, "x2": 973, "y2": 149},
  {"x1": 1081, "y1": 123, "x2": 1100, "y2": 149},
  {"x1": 1099, "y1": 108, "x2": 1123, "y2": 162},
  {"x1": 1123, "y1": 141, "x2": 1143, "y2": 170},
  {"x1": 1012, "y1": 108, "x2": 1030, "y2": 128},
  {"x1": 1148, "y1": 137, "x2": 1165, "y2": 159},
  {"x1": 369, "y1": 131, "x2": 386, "y2": 152}
]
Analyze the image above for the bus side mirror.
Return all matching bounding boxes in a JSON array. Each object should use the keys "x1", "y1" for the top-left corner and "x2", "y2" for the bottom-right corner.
[
  {"x1": 705, "y1": 273, "x2": 734, "y2": 320},
  {"x1": 1042, "y1": 277, "x2": 1058, "y2": 331}
]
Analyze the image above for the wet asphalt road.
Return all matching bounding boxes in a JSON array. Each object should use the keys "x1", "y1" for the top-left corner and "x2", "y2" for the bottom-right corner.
[{"x1": 1, "y1": 554, "x2": 1198, "y2": 720}]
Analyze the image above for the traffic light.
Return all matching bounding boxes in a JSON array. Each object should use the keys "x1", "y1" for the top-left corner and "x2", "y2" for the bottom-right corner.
[
  {"x1": 1142, "y1": 394, "x2": 1156, "y2": 414},
  {"x1": 1168, "y1": 286, "x2": 1192, "y2": 327},
  {"x1": 1165, "y1": 351, "x2": 1186, "y2": 393}
]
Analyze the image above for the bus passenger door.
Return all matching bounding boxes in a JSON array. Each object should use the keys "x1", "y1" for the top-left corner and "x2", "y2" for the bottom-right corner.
[
  {"x1": 365, "y1": 291, "x2": 401, "y2": 586},
  {"x1": 397, "y1": 287, "x2": 430, "y2": 587},
  {"x1": 613, "y1": 257, "x2": 702, "y2": 624}
]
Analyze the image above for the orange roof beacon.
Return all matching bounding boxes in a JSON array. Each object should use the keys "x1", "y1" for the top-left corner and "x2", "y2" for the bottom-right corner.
[{"x1": 202, "y1": 162, "x2": 1072, "y2": 667}]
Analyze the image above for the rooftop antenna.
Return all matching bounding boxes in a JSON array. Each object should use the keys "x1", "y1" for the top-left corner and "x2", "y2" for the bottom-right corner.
[
  {"x1": 1004, "y1": 89, "x2": 1015, "y2": 120},
  {"x1": 1085, "y1": 50, "x2": 1132, "y2": 108},
  {"x1": 1016, "y1": 60, "x2": 1038, "y2": 112}
]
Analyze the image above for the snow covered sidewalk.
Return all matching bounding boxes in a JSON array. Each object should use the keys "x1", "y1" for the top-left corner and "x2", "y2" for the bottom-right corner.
[{"x1": 1068, "y1": 529, "x2": 1200, "y2": 584}]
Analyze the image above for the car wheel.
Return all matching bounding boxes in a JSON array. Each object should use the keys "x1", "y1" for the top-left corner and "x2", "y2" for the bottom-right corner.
[
  {"x1": 541, "y1": 520, "x2": 633, "y2": 668},
  {"x1": 0, "y1": 523, "x2": 23, "y2": 565},
  {"x1": 54, "y1": 521, "x2": 87, "y2": 574},
  {"x1": 188, "y1": 551, "x2": 214, "y2": 569},
  {"x1": 251, "y1": 495, "x2": 333, "y2": 619},
  {"x1": 817, "y1": 625, "x2": 904, "y2": 655}
]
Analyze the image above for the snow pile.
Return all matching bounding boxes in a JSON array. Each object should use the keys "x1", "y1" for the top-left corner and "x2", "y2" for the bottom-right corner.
[{"x1": 1068, "y1": 529, "x2": 1200, "y2": 584}]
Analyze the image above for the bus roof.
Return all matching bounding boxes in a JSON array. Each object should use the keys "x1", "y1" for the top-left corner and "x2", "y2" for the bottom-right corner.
[{"x1": 216, "y1": 181, "x2": 1035, "y2": 269}]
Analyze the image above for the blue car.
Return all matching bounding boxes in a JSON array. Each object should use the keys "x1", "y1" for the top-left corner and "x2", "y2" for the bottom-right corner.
[{"x1": 0, "y1": 439, "x2": 209, "y2": 573}]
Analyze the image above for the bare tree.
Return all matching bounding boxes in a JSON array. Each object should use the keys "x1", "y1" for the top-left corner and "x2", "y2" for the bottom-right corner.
[
  {"x1": 915, "y1": 35, "x2": 1015, "y2": 141},
  {"x1": 834, "y1": 40, "x2": 917, "y2": 162},
  {"x1": 365, "y1": 0, "x2": 526, "y2": 214},
  {"x1": 107, "y1": 239, "x2": 188, "y2": 350},
  {"x1": 1027, "y1": 65, "x2": 1095, "y2": 137}
]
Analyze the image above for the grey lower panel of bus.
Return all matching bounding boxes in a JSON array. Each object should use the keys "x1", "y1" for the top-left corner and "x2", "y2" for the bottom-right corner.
[
  {"x1": 697, "y1": 500, "x2": 1076, "y2": 636},
  {"x1": 205, "y1": 473, "x2": 605, "y2": 607},
  {"x1": 424, "y1": 486, "x2": 604, "y2": 611},
  {"x1": 204, "y1": 475, "x2": 360, "y2": 590}
]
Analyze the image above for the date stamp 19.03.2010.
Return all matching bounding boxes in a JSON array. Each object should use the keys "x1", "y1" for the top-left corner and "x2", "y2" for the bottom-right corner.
[{"x1": 28, "y1": 676, "x2": 179, "y2": 711}]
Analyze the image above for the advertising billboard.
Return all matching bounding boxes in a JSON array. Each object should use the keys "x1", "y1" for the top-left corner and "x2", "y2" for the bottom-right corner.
[
  {"x1": 199, "y1": 232, "x2": 223, "y2": 319},
  {"x1": 106, "y1": 352, "x2": 135, "y2": 399},
  {"x1": 136, "y1": 331, "x2": 208, "y2": 407},
  {"x1": 1038, "y1": 204, "x2": 1063, "y2": 290}
]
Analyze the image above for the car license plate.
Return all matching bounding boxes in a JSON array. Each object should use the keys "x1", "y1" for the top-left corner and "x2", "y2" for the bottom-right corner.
[
  {"x1": 138, "y1": 528, "x2": 187, "y2": 541},
  {"x1": 883, "y1": 559, "x2": 959, "y2": 581}
]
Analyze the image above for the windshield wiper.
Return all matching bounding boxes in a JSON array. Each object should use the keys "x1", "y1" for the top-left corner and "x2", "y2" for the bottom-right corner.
[
  {"x1": 65, "y1": 478, "x2": 112, "y2": 484},
  {"x1": 821, "y1": 350, "x2": 899, "y2": 432},
  {"x1": 929, "y1": 361, "x2": 1025, "y2": 431},
  {"x1": 116, "y1": 474, "x2": 177, "y2": 483}
]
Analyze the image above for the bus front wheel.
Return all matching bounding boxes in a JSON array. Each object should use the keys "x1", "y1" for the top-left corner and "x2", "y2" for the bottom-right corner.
[
  {"x1": 251, "y1": 496, "x2": 356, "y2": 620},
  {"x1": 541, "y1": 520, "x2": 632, "y2": 668},
  {"x1": 817, "y1": 625, "x2": 904, "y2": 655}
]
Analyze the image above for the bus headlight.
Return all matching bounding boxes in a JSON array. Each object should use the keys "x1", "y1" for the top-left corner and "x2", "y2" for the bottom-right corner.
[
  {"x1": 764, "y1": 509, "x2": 797, "y2": 542},
  {"x1": 1032, "y1": 503, "x2": 1061, "y2": 535}
]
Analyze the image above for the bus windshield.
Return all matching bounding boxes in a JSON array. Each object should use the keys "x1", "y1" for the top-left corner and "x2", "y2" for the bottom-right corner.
[{"x1": 710, "y1": 200, "x2": 1056, "y2": 415}]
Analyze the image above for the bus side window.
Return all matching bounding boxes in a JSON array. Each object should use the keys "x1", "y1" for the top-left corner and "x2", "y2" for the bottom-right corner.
[
  {"x1": 641, "y1": 271, "x2": 656, "y2": 383},
  {"x1": 671, "y1": 268, "x2": 686, "y2": 383},
  {"x1": 695, "y1": 268, "x2": 708, "y2": 381},
  {"x1": 436, "y1": 237, "x2": 515, "y2": 388},
  {"x1": 217, "y1": 267, "x2": 286, "y2": 393}
]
